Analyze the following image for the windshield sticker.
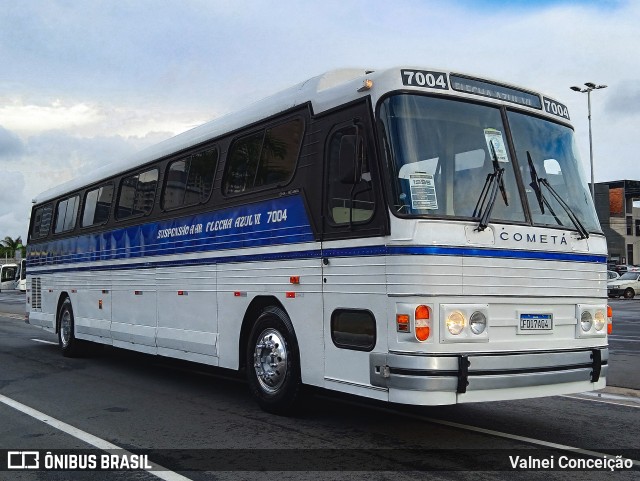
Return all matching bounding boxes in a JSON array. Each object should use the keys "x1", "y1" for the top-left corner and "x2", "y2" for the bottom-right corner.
[
  {"x1": 483, "y1": 129, "x2": 509, "y2": 163},
  {"x1": 409, "y1": 173, "x2": 438, "y2": 210}
]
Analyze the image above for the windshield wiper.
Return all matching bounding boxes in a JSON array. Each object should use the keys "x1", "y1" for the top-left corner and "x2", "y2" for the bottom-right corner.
[
  {"x1": 527, "y1": 151, "x2": 589, "y2": 239},
  {"x1": 527, "y1": 151, "x2": 545, "y2": 213},
  {"x1": 526, "y1": 151, "x2": 563, "y2": 226},
  {"x1": 474, "y1": 140, "x2": 508, "y2": 231}
]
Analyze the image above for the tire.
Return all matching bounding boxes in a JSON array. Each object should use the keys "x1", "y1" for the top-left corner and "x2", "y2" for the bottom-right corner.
[
  {"x1": 624, "y1": 288, "x2": 635, "y2": 299},
  {"x1": 58, "y1": 298, "x2": 84, "y2": 357},
  {"x1": 246, "y1": 306, "x2": 301, "y2": 414}
]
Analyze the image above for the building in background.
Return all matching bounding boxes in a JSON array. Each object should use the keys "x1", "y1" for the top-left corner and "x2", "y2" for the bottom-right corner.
[{"x1": 594, "y1": 180, "x2": 640, "y2": 266}]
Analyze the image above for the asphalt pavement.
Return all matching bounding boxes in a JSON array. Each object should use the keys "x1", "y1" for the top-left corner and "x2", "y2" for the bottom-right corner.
[{"x1": 0, "y1": 290, "x2": 638, "y2": 480}]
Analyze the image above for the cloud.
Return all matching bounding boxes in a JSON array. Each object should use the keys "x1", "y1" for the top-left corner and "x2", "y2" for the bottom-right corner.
[
  {"x1": 605, "y1": 80, "x2": 640, "y2": 116},
  {"x1": 0, "y1": 126, "x2": 25, "y2": 157},
  {"x1": 0, "y1": 171, "x2": 26, "y2": 214},
  {"x1": 0, "y1": 101, "x2": 102, "y2": 135}
]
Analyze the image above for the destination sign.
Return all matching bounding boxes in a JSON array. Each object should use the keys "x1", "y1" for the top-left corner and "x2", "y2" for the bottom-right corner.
[{"x1": 450, "y1": 75, "x2": 542, "y2": 109}]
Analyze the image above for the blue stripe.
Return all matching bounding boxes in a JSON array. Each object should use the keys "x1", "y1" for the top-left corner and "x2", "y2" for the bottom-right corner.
[
  {"x1": 30, "y1": 244, "x2": 606, "y2": 275},
  {"x1": 28, "y1": 195, "x2": 315, "y2": 268},
  {"x1": 385, "y1": 246, "x2": 607, "y2": 264}
]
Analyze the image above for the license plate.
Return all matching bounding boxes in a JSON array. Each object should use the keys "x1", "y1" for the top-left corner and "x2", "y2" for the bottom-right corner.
[{"x1": 518, "y1": 313, "x2": 553, "y2": 334}]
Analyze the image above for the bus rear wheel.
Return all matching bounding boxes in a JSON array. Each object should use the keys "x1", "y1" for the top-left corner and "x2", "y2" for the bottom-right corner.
[
  {"x1": 246, "y1": 307, "x2": 301, "y2": 414},
  {"x1": 58, "y1": 298, "x2": 84, "y2": 357}
]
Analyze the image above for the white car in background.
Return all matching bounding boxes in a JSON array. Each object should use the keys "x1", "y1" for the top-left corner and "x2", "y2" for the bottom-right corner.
[{"x1": 608, "y1": 271, "x2": 640, "y2": 299}]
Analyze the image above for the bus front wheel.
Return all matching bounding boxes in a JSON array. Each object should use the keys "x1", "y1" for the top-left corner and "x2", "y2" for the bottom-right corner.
[
  {"x1": 246, "y1": 307, "x2": 301, "y2": 414},
  {"x1": 58, "y1": 298, "x2": 84, "y2": 357}
]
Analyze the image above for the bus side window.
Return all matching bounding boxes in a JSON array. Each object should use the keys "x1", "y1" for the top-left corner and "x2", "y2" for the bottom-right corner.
[
  {"x1": 326, "y1": 126, "x2": 374, "y2": 225},
  {"x1": 116, "y1": 169, "x2": 158, "y2": 220},
  {"x1": 82, "y1": 184, "x2": 114, "y2": 227},
  {"x1": 222, "y1": 118, "x2": 303, "y2": 195},
  {"x1": 30, "y1": 203, "x2": 53, "y2": 240},
  {"x1": 53, "y1": 195, "x2": 80, "y2": 234},
  {"x1": 162, "y1": 149, "x2": 218, "y2": 210}
]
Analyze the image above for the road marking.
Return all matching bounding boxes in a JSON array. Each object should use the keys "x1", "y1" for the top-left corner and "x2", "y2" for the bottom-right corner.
[
  {"x1": 410, "y1": 413, "x2": 640, "y2": 467},
  {"x1": 0, "y1": 311, "x2": 26, "y2": 320},
  {"x1": 323, "y1": 395, "x2": 640, "y2": 466},
  {"x1": 561, "y1": 392, "x2": 640, "y2": 409},
  {"x1": 0, "y1": 393, "x2": 193, "y2": 481},
  {"x1": 608, "y1": 337, "x2": 640, "y2": 343},
  {"x1": 31, "y1": 339, "x2": 58, "y2": 345}
]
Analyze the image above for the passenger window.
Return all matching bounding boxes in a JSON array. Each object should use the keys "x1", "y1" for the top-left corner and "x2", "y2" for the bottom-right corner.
[
  {"x1": 326, "y1": 126, "x2": 374, "y2": 225},
  {"x1": 223, "y1": 118, "x2": 303, "y2": 195},
  {"x1": 82, "y1": 184, "x2": 114, "y2": 227},
  {"x1": 163, "y1": 148, "x2": 218, "y2": 210},
  {"x1": 53, "y1": 195, "x2": 79, "y2": 233},
  {"x1": 31, "y1": 204, "x2": 53, "y2": 240},
  {"x1": 116, "y1": 169, "x2": 158, "y2": 219},
  {"x1": 331, "y1": 309, "x2": 376, "y2": 351}
]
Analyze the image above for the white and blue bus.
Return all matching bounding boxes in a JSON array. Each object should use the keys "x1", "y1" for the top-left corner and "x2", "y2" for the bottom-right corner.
[{"x1": 26, "y1": 67, "x2": 609, "y2": 413}]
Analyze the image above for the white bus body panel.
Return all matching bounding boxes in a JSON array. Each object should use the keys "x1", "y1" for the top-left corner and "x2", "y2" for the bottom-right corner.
[{"x1": 156, "y1": 265, "x2": 218, "y2": 357}]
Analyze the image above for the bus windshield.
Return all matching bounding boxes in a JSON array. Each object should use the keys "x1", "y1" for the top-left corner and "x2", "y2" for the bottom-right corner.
[
  {"x1": 379, "y1": 94, "x2": 601, "y2": 233},
  {"x1": 507, "y1": 110, "x2": 601, "y2": 233}
]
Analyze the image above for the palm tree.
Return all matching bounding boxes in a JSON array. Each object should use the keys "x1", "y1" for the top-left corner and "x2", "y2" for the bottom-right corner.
[{"x1": 1, "y1": 236, "x2": 23, "y2": 259}]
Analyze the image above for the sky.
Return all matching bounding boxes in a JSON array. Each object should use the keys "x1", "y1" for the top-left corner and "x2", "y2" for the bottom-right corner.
[{"x1": 1, "y1": 0, "x2": 638, "y2": 243}]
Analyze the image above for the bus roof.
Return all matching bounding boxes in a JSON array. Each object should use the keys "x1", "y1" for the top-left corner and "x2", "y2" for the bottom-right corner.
[{"x1": 33, "y1": 67, "x2": 565, "y2": 204}]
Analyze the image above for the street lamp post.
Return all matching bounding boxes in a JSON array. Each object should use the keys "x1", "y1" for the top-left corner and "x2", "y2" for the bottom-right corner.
[{"x1": 570, "y1": 82, "x2": 607, "y2": 200}]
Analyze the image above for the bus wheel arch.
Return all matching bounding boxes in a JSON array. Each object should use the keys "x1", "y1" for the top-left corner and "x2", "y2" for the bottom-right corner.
[
  {"x1": 238, "y1": 296, "x2": 287, "y2": 370},
  {"x1": 241, "y1": 299, "x2": 302, "y2": 414},
  {"x1": 55, "y1": 292, "x2": 71, "y2": 335},
  {"x1": 56, "y1": 294, "x2": 83, "y2": 357}
]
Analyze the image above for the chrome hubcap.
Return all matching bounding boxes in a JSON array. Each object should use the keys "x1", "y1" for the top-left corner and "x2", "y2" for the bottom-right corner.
[
  {"x1": 60, "y1": 310, "x2": 71, "y2": 347},
  {"x1": 253, "y1": 328, "x2": 287, "y2": 393}
]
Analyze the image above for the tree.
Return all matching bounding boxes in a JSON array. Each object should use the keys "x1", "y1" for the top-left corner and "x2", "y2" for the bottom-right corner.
[{"x1": 0, "y1": 236, "x2": 23, "y2": 259}]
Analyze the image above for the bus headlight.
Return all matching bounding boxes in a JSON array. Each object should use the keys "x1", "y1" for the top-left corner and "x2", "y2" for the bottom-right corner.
[
  {"x1": 594, "y1": 310, "x2": 606, "y2": 332},
  {"x1": 470, "y1": 311, "x2": 487, "y2": 335},
  {"x1": 441, "y1": 304, "x2": 489, "y2": 343},
  {"x1": 576, "y1": 305, "x2": 607, "y2": 338},
  {"x1": 446, "y1": 311, "x2": 465, "y2": 335},
  {"x1": 580, "y1": 311, "x2": 593, "y2": 332}
]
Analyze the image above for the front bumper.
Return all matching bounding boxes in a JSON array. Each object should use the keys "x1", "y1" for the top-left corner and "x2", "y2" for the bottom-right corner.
[
  {"x1": 608, "y1": 288, "x2": 623, "y2": 297},
  {"x1": 370, "y1": 348, "x2": 608, "y2": 402}
]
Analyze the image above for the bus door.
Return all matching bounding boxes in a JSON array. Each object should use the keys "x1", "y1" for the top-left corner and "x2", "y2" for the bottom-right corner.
[{"x1": 321, "y1": 103, "x2": 389, "y2": 396}]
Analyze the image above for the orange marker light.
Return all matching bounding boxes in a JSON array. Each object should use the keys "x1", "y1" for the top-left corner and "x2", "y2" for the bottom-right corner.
[
  {"x1": 396, "y1": 314, "x2": 410, "y2": 332},
  {"x1": 607, "y1": 305, "x2": 613, "y2": 335},
  {"x1": 289, "y1": 276, "x2": 300, "y2": 284},
  {"x1": 415, "y1": 305, "x2": 431, "y2": 341}
]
